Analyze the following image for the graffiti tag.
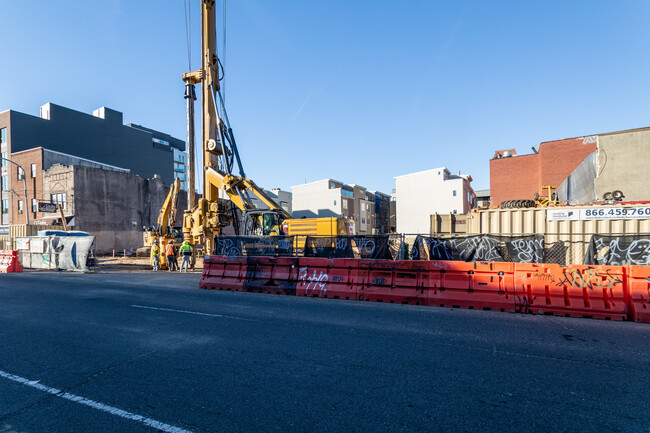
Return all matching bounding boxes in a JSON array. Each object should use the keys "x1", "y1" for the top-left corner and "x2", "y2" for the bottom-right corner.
[
  {"x1": 299, "y1": 267, "x2": 329, "y2": 296},
  {"x1": 556, "y1": 268, "x2": 623, "y2": 290}
]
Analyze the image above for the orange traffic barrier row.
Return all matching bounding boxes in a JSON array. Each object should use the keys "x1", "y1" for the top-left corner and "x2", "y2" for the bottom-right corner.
[
  {"x1": 199, "y1": 255, "x2": 650, "y2": 323},
  {"x1": 514, "y1": 263, "x2": 628, "y2": 320},
  {"x1": 0, "y1": 250, "x2": 22, "y2": 273}
]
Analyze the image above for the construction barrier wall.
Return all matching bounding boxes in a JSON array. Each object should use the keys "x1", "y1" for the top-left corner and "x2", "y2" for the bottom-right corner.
[{"x1": 200, "y1": 256, "x2": 650, "y2": 323}]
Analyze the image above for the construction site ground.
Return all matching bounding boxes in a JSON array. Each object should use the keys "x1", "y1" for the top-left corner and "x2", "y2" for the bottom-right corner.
[{"x1": 91, "y1": 256, "x2": 204, "y2": 273}]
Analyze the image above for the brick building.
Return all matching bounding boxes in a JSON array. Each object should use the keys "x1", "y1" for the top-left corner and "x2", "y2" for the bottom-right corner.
[
  {"x1": 1, "y1": 102, "x2": 186, "y2": 226},
  {"x1": 490, "y1": 136, "x2": 597, "y2": 206}
]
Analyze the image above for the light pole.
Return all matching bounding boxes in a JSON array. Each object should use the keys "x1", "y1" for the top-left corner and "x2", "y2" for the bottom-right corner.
[{"x1": 0, "y1": 157, "x2": 29, "y2": 225}]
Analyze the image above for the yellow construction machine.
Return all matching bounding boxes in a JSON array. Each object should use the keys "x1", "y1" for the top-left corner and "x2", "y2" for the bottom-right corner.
[
  {"x1": 141, "y1": 178, "x2": 182, "y2": 268},
  {"x1": 180, "y1": 1, "x2": 352, "y2": 256}
]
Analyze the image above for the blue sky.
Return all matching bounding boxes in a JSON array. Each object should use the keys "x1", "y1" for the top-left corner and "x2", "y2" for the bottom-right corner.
[{"x1": 2, "y1": 1, "x2": 650, "y2": 194}]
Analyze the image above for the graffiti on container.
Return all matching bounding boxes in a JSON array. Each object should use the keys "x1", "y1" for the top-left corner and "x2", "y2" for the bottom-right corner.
[
  {"x1": 592, "y1": 237, "x2": 650, "y2": 266},
  {"x1": 556, "y1": 267, "x2": 623, "y2": 291},
  {"x1": 509, "y1": 238, "x2": 544, "y2": 263},
  {"x1": 299, "y1": 267, "x2": 329, "y2": 296},
  {"x1": 514, "y1": 295, "x2": 536, "y2": 314},
  {"x1": 215, "y1": 238, "x2": 242, "y2": 257},
  {"x1": 372, "y1": 277, "x2": 388, "y2": 285}
]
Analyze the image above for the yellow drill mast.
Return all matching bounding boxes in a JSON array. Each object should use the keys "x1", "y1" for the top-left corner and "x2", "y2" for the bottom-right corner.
[{"x1": 182, "y1": 0, "x2": 290, "y2": 255}]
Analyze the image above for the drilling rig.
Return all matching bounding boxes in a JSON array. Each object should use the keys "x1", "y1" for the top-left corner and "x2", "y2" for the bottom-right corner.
[{"x1": 181, "y1": 1, "x2": 353, "y2": 256}]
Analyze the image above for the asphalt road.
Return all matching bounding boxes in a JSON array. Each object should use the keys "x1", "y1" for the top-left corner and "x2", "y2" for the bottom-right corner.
[{"x1": 0, "y1": 271, "x2": 648, "y2": 433}]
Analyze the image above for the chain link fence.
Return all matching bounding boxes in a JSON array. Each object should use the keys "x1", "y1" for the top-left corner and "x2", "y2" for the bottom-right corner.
[{"x1": 212, "y1": 233, "x2": 650, "y2": 266}]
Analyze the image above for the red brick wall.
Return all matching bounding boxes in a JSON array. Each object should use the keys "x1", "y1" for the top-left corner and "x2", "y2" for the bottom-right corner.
[
  {"x1": 538, "y1": 137, "x2": 596, "y2": 190},
  {"x1": 490, "y1": 154, "x2": 539, "y2": 206},
  {"x1": 490, "y1": 137, "x2": 597, "y2": 206},
  {"x1": 10, "y1": 148, "x2": 43, "y2": 224}
]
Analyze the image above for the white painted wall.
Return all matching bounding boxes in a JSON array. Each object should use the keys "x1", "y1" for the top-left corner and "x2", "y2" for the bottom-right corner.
[
  {"x1": 395, "y1": 168, "x2": 472, "y2": 234},
  {"x1": 291, "y1": 179, "x2": 342, "y2": 218}
]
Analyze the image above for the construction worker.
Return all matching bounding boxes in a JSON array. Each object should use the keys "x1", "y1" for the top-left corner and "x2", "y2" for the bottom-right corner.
[
  {"x1": 151, "y1": 239, "x2": 160, "y2": 271},
  {"x1": 165, "y1": 240, "x2": 178, "y2": 272},
  {"x1": 179, "y1": 240, "x2": 193, "y2": 272}
]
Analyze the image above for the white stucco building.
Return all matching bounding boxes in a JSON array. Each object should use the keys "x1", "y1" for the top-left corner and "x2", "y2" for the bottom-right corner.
[
  {"x1": 291, "y1": 179, "x2": 388, "y2": 234},
  {"x1": 395, "y1": 167, "x2": 476, "y2": 234}
]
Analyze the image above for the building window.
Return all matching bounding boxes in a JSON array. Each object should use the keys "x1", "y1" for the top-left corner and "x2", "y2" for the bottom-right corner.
[
  {"x1": 17, "y1": 167, "x2": 24, "y2": 180},
  {"x1": 51, "y1": 193, "x2": 66, "y2": 210},
  {"x1": 453, "y1": 190, "x2": 457, "y2": 197},
  {"x1": 31, "y1": 164, "x2": 36, "y2": 178},
  {"x1": 343, "y1": 200, "x2": 348, "y2": 210},
  {"x1": 1, "y1": 176, "x2": 6, "y2": 191},
  {"x1": 341, "y1": 189, "x2": 354, "y2": 198},
  {"x1": 0, "y1": 128, "x2": 6, "y2": 144},
  {"x1": 18, "y1": 200, "x2": 23, "y2": 214},
  {"x1": 32, "y1": 199, "x2": 37, "y2": 213},
  {"x1": 333, "y1": 200, "x2": 337, "y2": 206},
  {"x1": 1, "y1": 151, "x2": 6, "y2": 167},
  {"x1": 1, "y1": 199, "x2": 7, "y2": 215}
]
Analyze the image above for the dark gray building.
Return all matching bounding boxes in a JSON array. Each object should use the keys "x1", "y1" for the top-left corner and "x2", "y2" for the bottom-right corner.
[{"x1": 1, "y1": 102, "x2": 184, "y2": 186}]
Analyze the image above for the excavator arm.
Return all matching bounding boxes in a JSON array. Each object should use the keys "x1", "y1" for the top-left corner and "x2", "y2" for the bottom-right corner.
[
  {"x1": 157, "y1": 178, "x2": 181, "y2": 237},
  {"x1": 206, "y1": 168, "x2": 291, "y2": 219}
]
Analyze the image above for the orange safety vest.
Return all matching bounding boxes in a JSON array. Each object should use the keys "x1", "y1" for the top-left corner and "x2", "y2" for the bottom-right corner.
[{"x1": 165, "y1": 243, "x2": 175, "y2": 256}]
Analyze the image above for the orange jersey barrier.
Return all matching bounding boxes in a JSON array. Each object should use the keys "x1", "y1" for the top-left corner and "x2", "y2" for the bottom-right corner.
[
  {"x1": 243, "y1": 256, "x2": 299, "y2": 296},
  {"x1": 297, "y1": 257, "x2": 356, "y2": 300},
  {"x1": 0, "y1": 250, "x2": 22, "y2": 273},
  {"x1": 199, "y1": 256, "x2": 247, "y2": 292},
  {"x1": 627, "y1": 266, "x2": 650, "y2": 323},
  {"x1": 429, "y1": 261, "x2": 515, "y2": 312},
  {"x1": 356, "y1": 259, "x2": 431, "y2": 305},
  {"x1": 199, "y1": 255, "x2": 650, "y2": 323}
]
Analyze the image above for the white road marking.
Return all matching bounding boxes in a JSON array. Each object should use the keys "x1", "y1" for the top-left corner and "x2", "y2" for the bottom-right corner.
[
  {"x1": 132, "y1": 304, "x2": 247, "y2": 320},
  {"x1": 0, "y1": 369, "x2": 195, "y2": 433}
]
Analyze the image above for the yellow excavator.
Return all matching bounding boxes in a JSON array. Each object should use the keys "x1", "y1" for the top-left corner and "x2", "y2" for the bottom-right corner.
[
  {"x1": 141, "y1": 178, "x2": 182, "y2": 269},
  {"x1": 180, "y1": 0, "x2": 352, "y2": 256}
]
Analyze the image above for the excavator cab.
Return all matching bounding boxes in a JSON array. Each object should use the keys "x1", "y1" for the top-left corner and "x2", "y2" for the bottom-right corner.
[{"x1": 242, "y1": 210, "x2": 287, "y2": 236}]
